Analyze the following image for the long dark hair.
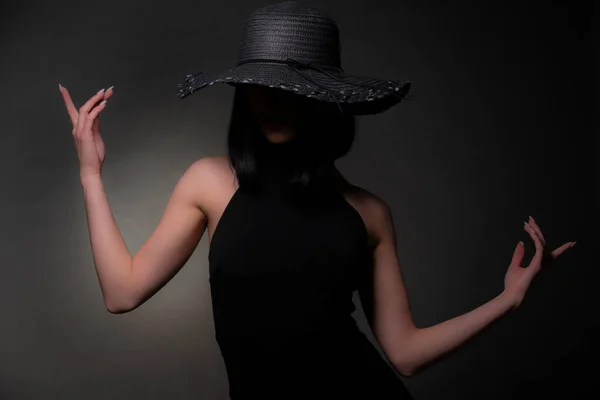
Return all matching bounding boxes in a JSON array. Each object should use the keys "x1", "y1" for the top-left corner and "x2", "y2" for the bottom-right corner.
[{"x1": 226, "y1": 85, "x2": 356, "y2": 194}]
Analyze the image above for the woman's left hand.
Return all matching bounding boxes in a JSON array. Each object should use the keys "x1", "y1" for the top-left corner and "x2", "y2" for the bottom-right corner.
[{"x1": 503, "y1": 216, "x2": 576, "y2": 309}]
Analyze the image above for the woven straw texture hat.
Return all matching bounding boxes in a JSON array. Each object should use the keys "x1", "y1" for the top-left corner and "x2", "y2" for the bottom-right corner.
[{"x1": 176, "y1": 1, "x2": 412, "y2": 115}]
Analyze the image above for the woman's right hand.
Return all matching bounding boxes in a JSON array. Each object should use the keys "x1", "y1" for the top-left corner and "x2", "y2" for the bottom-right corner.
[{"x1": 59, "y1": 85, "x2": 113, "y2": 179}]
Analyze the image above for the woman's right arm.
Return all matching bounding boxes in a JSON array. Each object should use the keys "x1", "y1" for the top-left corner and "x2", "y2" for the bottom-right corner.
[
  {"x1": 60, "y1": 85, "x2": 211, "y2": 313},
  {"x1": 81, "y1": 159, "x2": 209, "y2": 313}
]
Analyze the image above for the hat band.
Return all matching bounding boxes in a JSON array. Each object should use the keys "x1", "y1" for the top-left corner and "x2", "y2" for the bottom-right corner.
[{"x1": 236, "y1": 58, "x2": 344, "y2": 73}]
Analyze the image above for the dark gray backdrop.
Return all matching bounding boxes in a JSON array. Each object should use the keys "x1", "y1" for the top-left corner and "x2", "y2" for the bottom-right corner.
[{"x1": 1, "y1": 0, "x2": 593, "y2": 399}]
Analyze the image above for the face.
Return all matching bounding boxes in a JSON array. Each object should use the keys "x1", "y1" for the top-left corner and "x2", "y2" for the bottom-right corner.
[{"x1": 243, "y1": 85, "x2": 305, "y2": 144}]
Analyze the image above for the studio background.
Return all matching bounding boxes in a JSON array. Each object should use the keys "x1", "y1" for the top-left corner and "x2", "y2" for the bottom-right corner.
[{"x1": 0, "y1": 0, "x2": 593, "y2": 399}]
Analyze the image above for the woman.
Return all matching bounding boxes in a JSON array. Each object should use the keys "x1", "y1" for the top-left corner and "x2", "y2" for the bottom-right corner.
[{"x1": 59, "y1": 2, "x2": 576, "y2": 399}]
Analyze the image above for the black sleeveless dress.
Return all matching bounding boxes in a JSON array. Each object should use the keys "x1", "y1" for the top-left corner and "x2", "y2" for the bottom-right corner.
[{"x1": 208, "y1": 142, "x2": 413, "y2": 399}]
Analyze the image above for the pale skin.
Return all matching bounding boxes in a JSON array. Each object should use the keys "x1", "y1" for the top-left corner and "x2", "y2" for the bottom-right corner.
[{"x1": 60, "y1": 83, "x2": 577, "y2": 378}]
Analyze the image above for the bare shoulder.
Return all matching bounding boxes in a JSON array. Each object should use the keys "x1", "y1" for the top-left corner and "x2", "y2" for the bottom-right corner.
[
  {"x1": 339, "y1": 181, "x2": 393, "y2": 249},
  {"x1": 185, "y1": 156, "x2": 236, "y2": 209},
  {"x1": 189, "y1": 155, "x2": 233, "y2": 180},
  {"x1": 346, "y1": 185, "x2": 391, "y2": 220}
]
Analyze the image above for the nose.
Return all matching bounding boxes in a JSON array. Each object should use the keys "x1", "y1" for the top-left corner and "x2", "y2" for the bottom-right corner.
[{"x1": 259, "y1": 90, "x2": 293, "y2": 115}]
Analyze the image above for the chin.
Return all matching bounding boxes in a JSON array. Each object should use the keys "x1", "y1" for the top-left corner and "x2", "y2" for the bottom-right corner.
[{"x1": 263, "y1": 129, "x2": 296, "y2": 143}]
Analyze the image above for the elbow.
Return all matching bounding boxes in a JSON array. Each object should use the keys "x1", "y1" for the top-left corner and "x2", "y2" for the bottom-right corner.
[
  {"x1": 392, "y1": 346, "x2": 421, "y2": 378},
  {"x1": 391, "y1": 330, "x2": 420, "y2": 378},
  {"x1": 103, "y1": 273, "x2": 138, "y2": 314},
  {"x1": 106, "y1": 303, "x2": 131, "y2": 314},
  {"x1": 104, "y1": 296, "x2": 137, "y2": 314},
  {"x1": 393, "y1": 361, "x2": 417, "y2": 378}
]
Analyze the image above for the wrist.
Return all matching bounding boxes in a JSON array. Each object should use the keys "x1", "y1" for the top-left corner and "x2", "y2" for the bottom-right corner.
[
  {"x1": 80, "y1": 172, "x2": 102, "y2": 186},
  {"x1": 500, "y1": 289, "x2": 521, "y2": 311}
]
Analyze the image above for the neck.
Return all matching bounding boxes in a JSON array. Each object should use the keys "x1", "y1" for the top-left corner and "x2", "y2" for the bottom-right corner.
[
  {"x1": 257, "y1": 135, "x2": 302, "y2": 170},
  {"x1": 256, "y1": 134, "x2": 343, "y2": 190}
]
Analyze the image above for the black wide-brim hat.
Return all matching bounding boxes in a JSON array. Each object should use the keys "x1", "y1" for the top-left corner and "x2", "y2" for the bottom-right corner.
[{"x1": 176, "y1": 1, "x2": 412, "y2": 115}]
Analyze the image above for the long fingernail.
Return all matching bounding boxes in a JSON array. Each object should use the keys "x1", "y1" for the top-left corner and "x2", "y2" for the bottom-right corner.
[
  {"x1": 106, "y1": 86, "x2": 114, "y2": 91},
  {"x1": 570, "y1": 241, "x2": 577, "y2": 248},
  {"x1": 97, "y1": 88, "x2": 105, "y2": 95},
  {"x1": 524, "y1": 221, "x2": 529, "y2": 228},
  {"x1": 58, "y1": 83, "x2": 62, "y2": 91},
  {"x1": 529, "y1": 215, "x2": 535, "y2": 222}
]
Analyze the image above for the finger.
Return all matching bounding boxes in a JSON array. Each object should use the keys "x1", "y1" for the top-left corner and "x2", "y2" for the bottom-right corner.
[
  {"x1": 527, "y1": 216, "x2": 546, "y2": 245},
  {"x1": 524, "y1": 222, "x2": 544, "y2": 268},
  {"x1": 82, "y1": 100, "x2": 108, "y2": 135},
  {"x1": 550, "y1": 242, "x2": 575, "y2": 259},
  {"x1": 510, "y1": 241, "x2": 525, "y2": 268},
  {"x1": 76, "y1": 89, "x2": 106, "y2": 137},
  {"x1": 92, "y1": 116, "x2": 100, "y2": 137},
  {"x1": 103, "y1": 86, "x2": 115, "y2": 100},
  {"x1": 92, "y1": 90, "x2": 112, "y2": 137},
  {"x1": 59, "y1": 85, "x2": 79, "y2": 126}
]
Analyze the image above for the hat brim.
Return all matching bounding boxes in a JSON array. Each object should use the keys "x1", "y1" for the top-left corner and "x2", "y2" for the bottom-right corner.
[{"x1": 176, "y1": 62, "x2": 411, "y2": 115}]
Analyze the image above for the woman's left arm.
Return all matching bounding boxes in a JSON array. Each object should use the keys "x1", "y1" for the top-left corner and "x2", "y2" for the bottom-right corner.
[
  {"x1": 394, "y1": 288, "x2": 514, "y2": 377},
  {"x1": 358, "y1": 197, "x2": 576, "y2": 378}
]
